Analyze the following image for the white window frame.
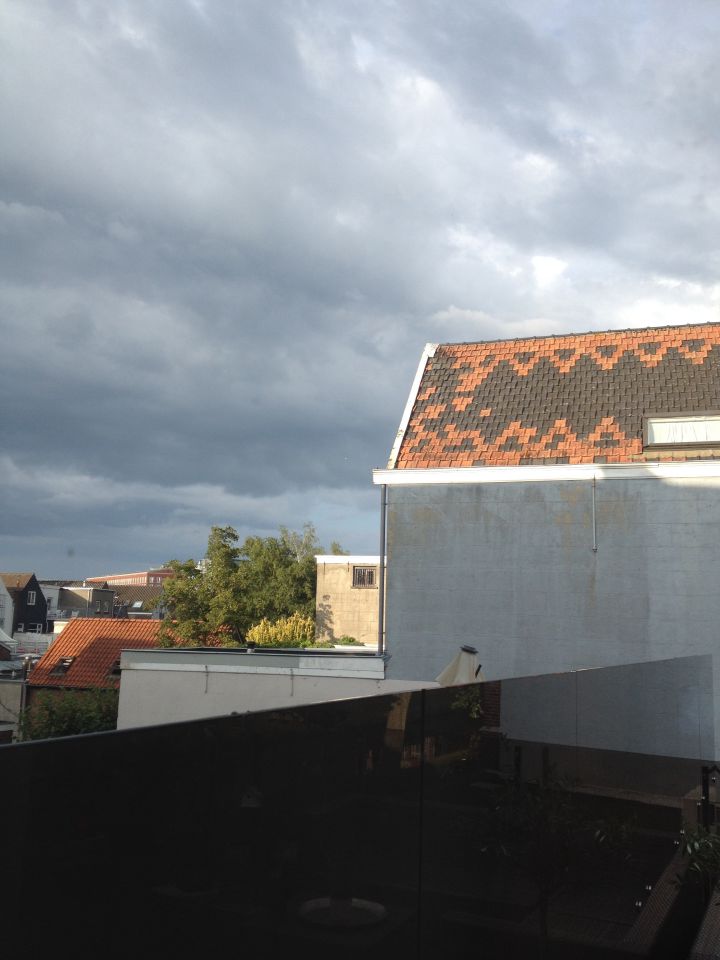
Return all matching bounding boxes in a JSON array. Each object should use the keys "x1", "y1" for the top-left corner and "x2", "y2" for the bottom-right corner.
[
  {"x1": 645, "y1": 412, "x2": 720, "y2": 448},
  {"x1": 27, "y1": 590, "x2": 36, "y2": 606}
]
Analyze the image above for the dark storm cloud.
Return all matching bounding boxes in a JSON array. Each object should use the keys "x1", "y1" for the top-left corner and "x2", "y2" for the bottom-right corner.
[{"x1": 2, "y1": 0, "x2": 720, "y2": 573}]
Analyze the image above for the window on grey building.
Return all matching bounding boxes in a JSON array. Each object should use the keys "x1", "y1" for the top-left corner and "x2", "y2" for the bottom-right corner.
[
  {"x1": 27, "y1": 590, "x2": 36, "y2": 605},
  {"x1": 352, "y1": 566, "x2": 376, "y2": 588}
]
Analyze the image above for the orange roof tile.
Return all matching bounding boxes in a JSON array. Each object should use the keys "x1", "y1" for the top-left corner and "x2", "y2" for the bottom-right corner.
[
  {"x1": 394, "y1": 322, "x2": 720, "y2": 468},
  {"x1": 29, "y1": 619, "x2": 161, "y2": 690}
]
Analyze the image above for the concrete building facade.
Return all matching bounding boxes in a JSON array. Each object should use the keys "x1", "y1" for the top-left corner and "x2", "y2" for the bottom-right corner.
[
  {"x1": 117, "y1": 647, "x2": 435, "y2": 728},
  {"x1": 315, "y1": 555, "x2": 382, "y2": 646},
  {"x1": 85, "y1": 568, "x2": 174, "y2": 587}
]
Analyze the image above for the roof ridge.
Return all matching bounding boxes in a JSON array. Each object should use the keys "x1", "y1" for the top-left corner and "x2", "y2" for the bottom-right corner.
[{"x1": 436, "y1": 319, "x2": 720, "y2": 349}]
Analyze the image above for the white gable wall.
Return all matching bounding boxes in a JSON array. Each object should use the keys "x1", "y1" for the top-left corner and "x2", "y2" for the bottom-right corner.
[
  {"x1": 0, "y1": 581, "x2": 13, "y2": 638},
  {"x1": 381, "y1": 470, "x2": 720, "y2": 757}
]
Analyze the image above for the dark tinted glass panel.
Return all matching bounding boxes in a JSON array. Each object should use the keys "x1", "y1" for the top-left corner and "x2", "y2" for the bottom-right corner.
[
  {"x1": 419, "y1": 667, "x2": 712, "y2": 959},
  {"x1": 3, "y1": 693, "x2": 423, "y2": 959},
  {"x1": 3, "y1": 659, "x2": 719, "y2": 959}
]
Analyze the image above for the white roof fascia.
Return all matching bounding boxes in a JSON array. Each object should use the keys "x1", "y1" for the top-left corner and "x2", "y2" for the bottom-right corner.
[
  {"x1": 315, "y1": 555, "x2": 382, "y2": 565},
  {"x1": 122, "y1": 662, "x2": 385, "y2": 680},
  {"x1": 373, "y1": 460, "x2": 720, "y2": 485},
  {"x1": 120, "y1": 649, "x2": 386, "y2": 680},
  {"x1": 386, "y1": 342, "x2": 438, "y2": 469}
]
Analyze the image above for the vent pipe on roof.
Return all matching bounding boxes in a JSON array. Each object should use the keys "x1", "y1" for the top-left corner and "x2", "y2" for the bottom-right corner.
[{"x1": 435, "y1": 646, "x2": 486, "y2": 686}]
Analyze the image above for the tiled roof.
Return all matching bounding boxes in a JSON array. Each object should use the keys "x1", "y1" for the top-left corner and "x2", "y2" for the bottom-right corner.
[
  {"x1": 111, "y1": 585, "x2": 165, "y2": 607},
  {"x1": 85, "y1": 568, "x2": 173, "y2": 584},
  {"x1": 29, "y1": 619, "x2": 161, "y2": 690},
  {"x1": 0, "y1": 573, "x2": 34, "y2": 595},
  {"x1": 38, "y1": 580, "x2": 85, "y2": 588},
  {"x1": 394, "y1": 323, "x2": 720, "y2": 468}
]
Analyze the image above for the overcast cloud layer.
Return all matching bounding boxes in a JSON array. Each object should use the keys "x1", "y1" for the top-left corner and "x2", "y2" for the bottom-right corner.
[{"x1": 2, "y1": 0, "x2": 720, "y2": 576}]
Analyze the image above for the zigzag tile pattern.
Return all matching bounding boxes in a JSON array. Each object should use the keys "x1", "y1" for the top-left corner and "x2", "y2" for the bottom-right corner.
[{"x1": 396, "y1": 323, "x2": 720, "y2": 467}]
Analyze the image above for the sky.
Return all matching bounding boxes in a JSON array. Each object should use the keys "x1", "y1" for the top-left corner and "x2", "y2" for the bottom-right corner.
[{"x1": 2, "y1": 0, "x2": 720, "y2": 577}]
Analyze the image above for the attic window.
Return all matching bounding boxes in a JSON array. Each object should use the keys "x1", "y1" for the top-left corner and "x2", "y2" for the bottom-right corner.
[
  {"x1": 645, "y1": 414, "x2": 720, "y2": 447},
  {"x1": 50, "y1": 657, "x2": 75, "y2": 676},
  {"x1": 132, "y1": 600, "x2": 143, "y2": 610}
]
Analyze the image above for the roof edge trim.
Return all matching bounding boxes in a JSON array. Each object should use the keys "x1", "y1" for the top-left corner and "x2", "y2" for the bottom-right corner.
[
  {"x1": 373, "y1": 460, "x2": 720, "y2": 485},
  {"x1": 315, "y1": 555, "x2": 383, "y2": 565},
  {"x1": 386, "y1": 342, "x2": 438, "y2": 469}
]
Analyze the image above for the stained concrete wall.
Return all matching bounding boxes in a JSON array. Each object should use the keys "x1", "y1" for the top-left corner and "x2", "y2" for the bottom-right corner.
[
  {"x1": 315, "y1": 561, "x2": 380, "y2": 645},
  {"x1": 384, "y1": 475, "x2": 720, "y2": 753}
]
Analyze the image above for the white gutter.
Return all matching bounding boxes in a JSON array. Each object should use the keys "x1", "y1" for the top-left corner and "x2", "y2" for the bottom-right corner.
[
  {"x1": 373, "y1": 459, "x2": 720, "y2": 486},
  {"x1": 386, "y1": 342, "x2": 438, "y2": 468}
]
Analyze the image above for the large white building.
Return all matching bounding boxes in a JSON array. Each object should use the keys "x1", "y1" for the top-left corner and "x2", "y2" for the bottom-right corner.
[{"x1": 375, "y1": 323, "x2": 720, "y2": 759}]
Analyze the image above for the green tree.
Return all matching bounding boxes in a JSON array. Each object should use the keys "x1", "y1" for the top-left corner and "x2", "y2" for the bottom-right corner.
[
  {"x1": 20, "y1": 689, "x2": 119, "y2": 740},
  {"x1": 160, "y1": 522, "x2": 337, "y2": 647},
  {"x1": 680, "y1": 826, "x2": 720, "y2": 906}
]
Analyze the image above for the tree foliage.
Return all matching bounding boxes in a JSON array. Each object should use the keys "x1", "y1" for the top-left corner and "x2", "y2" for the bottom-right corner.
[
  {"x1": 160, "y1": 522, "x2": 336, "y2": 647},
  {"x1": 680, "y1": 826, "x2": 720, "y2": 905},
  {"x1": 20, "y1": 689, "x2": 119, "y2": 740}
]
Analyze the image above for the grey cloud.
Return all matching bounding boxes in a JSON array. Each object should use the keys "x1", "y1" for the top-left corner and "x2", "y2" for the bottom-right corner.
[{"x1": 2, "y1": 0, "x2": 720, "y2": 573}]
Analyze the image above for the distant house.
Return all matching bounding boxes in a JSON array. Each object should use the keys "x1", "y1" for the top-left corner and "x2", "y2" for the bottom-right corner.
[
  {"x1": 315, "y1": 555, "x2": 382, "y2": 646},
  {"x1": 39, "y1": 582, "x2": 115, "y2": 625},
  {"x1": 374, "y1": 322, "x2": 720, "y2": 757},
  {"x1": 0, "y1": 573, "x2": 49, "y2": 636},
  {"x1": 110, "y1": 584, "x2": 166, "y2": 619},
  {"x1": 27, "y1": 618, "x2": 162, "y2": 706},
  {"x1": 0, "y1": 578, "x2": 14, "y2": 641},
  {"x1": 85, "y1": 568, "x2": 174, "y2": 587}
]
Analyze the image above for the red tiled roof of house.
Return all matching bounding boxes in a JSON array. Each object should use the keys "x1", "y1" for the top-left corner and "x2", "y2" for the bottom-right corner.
[
  {"x1": 394, "y1": 322, "x2": 720, "y2": 468},
  {"x1": 29, "y1": 619, "x2": 162, "y2": 690}
]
